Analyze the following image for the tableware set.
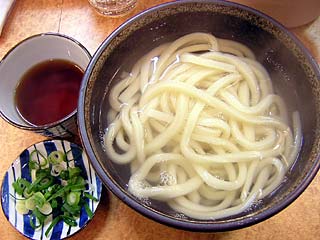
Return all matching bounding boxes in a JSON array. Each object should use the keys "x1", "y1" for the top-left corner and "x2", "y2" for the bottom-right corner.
[
  {"x1": 0, "y1": 31, "x2": 98, "y2": 240},
  {"x1": 0, "y1": 0, "x2": 319, "y2": 238}
]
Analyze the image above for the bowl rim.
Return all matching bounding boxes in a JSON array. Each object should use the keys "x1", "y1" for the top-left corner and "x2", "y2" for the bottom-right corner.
[
  {"x1": 78, "y1": 0, "x2": 320, "y2": 231},
  {"x1": 0, "y1": 32, "x2": 92, "y2": 132}
]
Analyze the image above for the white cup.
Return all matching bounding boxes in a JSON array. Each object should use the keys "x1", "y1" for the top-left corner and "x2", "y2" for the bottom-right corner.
[{"x1": 0, "y1": 33, "x2": 91, "y2": 138}]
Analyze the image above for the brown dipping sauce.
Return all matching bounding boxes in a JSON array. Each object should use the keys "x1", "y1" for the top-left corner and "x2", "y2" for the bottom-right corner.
[{"x1": 15, "y1": 59, "x2": 83, "y2": 126}]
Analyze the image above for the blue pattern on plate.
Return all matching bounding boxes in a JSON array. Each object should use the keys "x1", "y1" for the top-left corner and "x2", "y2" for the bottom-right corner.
[
  {"x1": 11, "y1": 164, "x2": 18, "y2": 228},
  {"x1": 20, "y1": 149, "x2": 31, "y2": 183},
  {"x1": 23, "y1": 213, "x2": 35, "y2": 238},
  {"x1": 0, "y1": 140, "x2": 102, "y2": 240},
  {"x1": 2, "y1": 173, "x2": 9, "y2": 220},
  {"x1": 44, "y1": 141, "x2": 57, "y2": 156}
]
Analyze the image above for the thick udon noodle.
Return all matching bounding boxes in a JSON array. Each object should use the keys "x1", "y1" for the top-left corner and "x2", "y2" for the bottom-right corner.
[{"x1": 103, "y1": 33, "x2": 302, "y2": 220}]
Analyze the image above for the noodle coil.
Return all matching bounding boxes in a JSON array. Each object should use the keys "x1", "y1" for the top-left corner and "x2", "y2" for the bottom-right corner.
[{"x1": 103, "y1": 33, "x2": 301, "y2": 220}]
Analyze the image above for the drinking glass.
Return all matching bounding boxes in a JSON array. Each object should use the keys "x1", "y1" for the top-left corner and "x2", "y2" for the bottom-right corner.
[{"x1": 88, "y1": 0, "x2": 137, "y2": 16}]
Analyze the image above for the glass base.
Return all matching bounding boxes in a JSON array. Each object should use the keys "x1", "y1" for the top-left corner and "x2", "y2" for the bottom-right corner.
[{"x1": 89, "y1": 0, "x2": 137, "y2": 17}]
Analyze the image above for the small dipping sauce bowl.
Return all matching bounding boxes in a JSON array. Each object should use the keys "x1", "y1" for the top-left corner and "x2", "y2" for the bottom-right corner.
[{"x1": 0, "y1": 33, "x2": 91, "y2": 138}]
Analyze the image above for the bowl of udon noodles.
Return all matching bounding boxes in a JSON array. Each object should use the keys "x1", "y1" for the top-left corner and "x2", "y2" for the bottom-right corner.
[{"x1": 78, "y1": 0, "x2": 320, "y2": 231}]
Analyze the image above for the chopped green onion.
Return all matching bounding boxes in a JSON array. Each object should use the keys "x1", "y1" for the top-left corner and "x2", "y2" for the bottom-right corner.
[
  {"x1": 12, "y1": 178, "x2": 31, "y2": 195},
  {"x1": 51, "y1": 199, "x2": 58, "y2": 209},
  {"x1": 23, "y1": 187, "x2": 33, "y2": 198},
  {"x1": 84, "y1": 202, "x2": 94, "y2": 219},
  {"x1": 33, "y1": 192, "x2": 46, "y2": 208},
  {"x1": 27, "y1": 174, "x2": 47, "y2": 193},
  {"x1": 33, "y1": 208, "x2": 46, "y2": 227},
  {"x1": 43, "y1": 191, "x2": 51, "y2": 200},
  {"x1": 29, "y1": 160, "x2": 39, "y2": 171},
  {"x1": 62, "y1": 215, "x2": 77, "y2": 226},
  {"x1": 12, "y1": 182, "x2": 24, "y2": 196},
  {"x1": 11, "y1": 149, "x2": 98, "y2": 237},
  {"x1": 25, "y1": 197, "x2": 36, "y2": 211},
  {"x1": 68, "y1": 167, "x2": 81, "y2": 178},
  {"x1": 47, "y1": 186, "x2": 68, "y2": 202},
  {"x1": 38, "y1": 201, "x2": 52, "y2": 215},
  {"x1": 29, "y1": 149, "x2": 48, "y2": 168},
  {"x1": 62, "y1": 202, "x2": 81, "y2": 215},
  {"x1": 84, "y1": 192, "x2": 98, "y2": 202},
  {"x1": 69, "y1": 183, "x2": 86, "y2": 192},
  {"x1": 48, "y1": 150, "x2": 66, "y2": 165},
  {"x1": 67, "y1": 191, "x2": 81, "y2": 206},
  {"x1": 37, "y1": 176, "x2": 54, "y2": 190},
  {"x1": 50, "y1": 164, "x2": 64, "y2": 177},
  {"x1": 45, "y1": 216, "x2": 61, "y2": 237},
  {"x1": 36, "y1": 168, "x2": 51, "y2": 178},
  {"x1": 59, "y1": 170, "x2": 69, "y2": 180},
  {"x1": 31, "y1": 169, "x2": 37, "y2": 182},
  {"x1": 16, "y1": 200, "x2": 29, "y2": 214},
  {"x1": 45, "y1": 184, "x2": 62, "y2": 200}
]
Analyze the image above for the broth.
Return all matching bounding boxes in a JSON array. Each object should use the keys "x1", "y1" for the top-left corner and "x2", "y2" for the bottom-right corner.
[
  {"x1": 101, "y1": 32, "x2": 302, "y2": 220},
  {"x1": 15, "y1": 59, "x2": 83, "y2": 126}
]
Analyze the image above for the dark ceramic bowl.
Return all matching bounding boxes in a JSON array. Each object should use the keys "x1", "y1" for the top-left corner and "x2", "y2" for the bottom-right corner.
[{"x1": 78, "y1": 0, "x2": 320, "y2": 231}]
